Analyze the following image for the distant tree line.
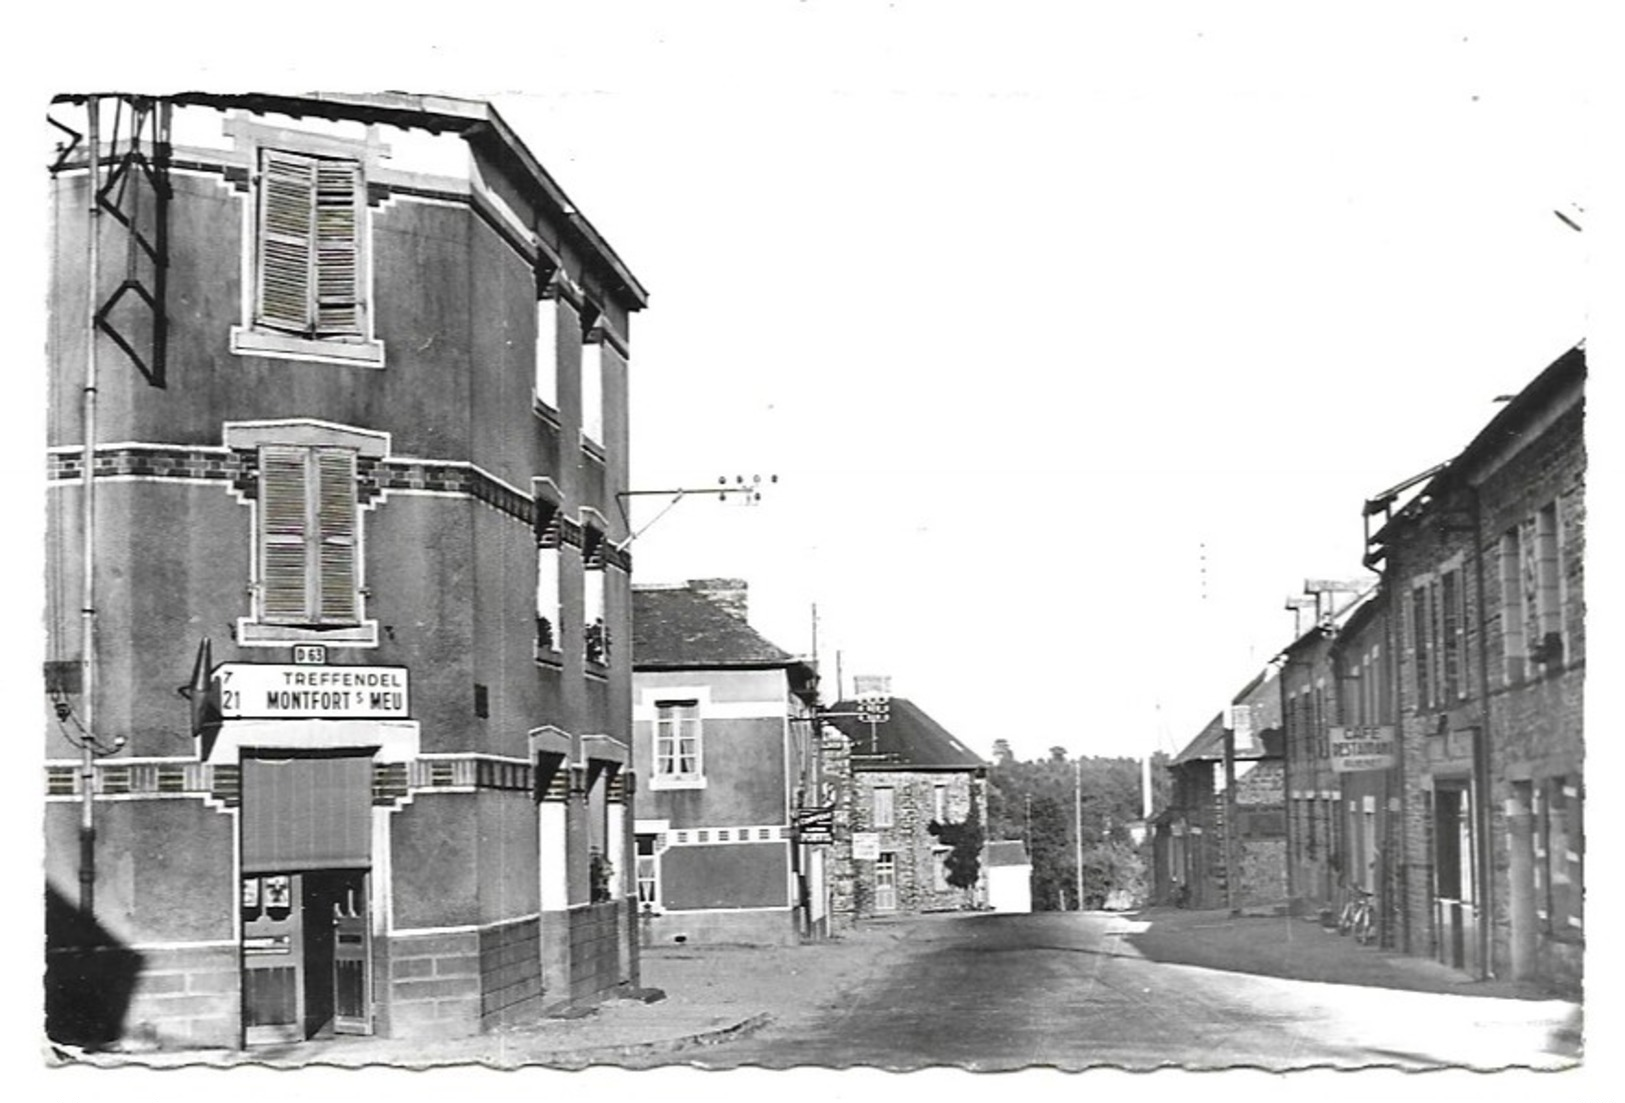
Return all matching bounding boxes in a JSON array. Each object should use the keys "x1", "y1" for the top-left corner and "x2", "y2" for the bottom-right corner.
[{"x1": 985, "y1": 740, "x2": 1173, "y2": 911}]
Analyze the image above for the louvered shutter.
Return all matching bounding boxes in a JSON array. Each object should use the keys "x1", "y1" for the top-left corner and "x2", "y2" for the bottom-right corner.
[
  {"x1": 313, "y1": 159, "x2": 363, "y2": 337},
  {"x1": 260, "y1": 447, "x2": 312, "y2": 623},
  {"x1": 257, "y1": 151, "x2": 318, "y2": 334},
  {"x1": 315, "y1": 449, "x2": 359, "y2": 624}
]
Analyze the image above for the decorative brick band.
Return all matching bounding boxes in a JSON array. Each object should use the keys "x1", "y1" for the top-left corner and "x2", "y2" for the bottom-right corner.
[
  {"x1": 47, "y1": 445, "x2": 251, "y2": 489},
  {"x1": 539, "y1": 767, "x2": 571, "y2": 804},
  {"x1": 50, "y1": 756, "x2": 535, "y2": 808},
  {"x1": 47, "y1": 446, "x2": 631, "y2": 571},
  {"x1": 45, "y1": 761, "x2": 240, "y2": 805}
]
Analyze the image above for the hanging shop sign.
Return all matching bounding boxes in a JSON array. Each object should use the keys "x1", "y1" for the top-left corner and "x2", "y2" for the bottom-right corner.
[
  {"x1": 213, "y1": 663, "x2": 410, "y2": 720},
  {"x1": 795, "y1": 806, "x2": 836, "y2": 844},
  {"x1": 1329, "y1": 725, "x2": 1396, "y2": 773}
]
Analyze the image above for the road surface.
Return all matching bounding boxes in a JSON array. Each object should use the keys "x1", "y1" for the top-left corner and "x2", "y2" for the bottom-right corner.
[{"x1": 706, "y1": 911, "x2": 1579, "y2": 1071}]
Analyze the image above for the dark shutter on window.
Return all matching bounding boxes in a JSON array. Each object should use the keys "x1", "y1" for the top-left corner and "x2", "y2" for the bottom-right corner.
[
  {"x1": 315, "y1": 448, "x2": 359, "y2": 624},
  {"x1": 260, "y1": 446, "x2": 312, "y2": 623},
  {"x1": 242, "y1": 755, "x2": 373, "y2": 873},
  {"x1": 257, "y1": 150, "x2": 318, "y2": 333}
]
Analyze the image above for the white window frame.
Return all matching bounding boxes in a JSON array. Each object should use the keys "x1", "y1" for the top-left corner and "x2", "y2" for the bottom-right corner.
[
  {"x1": 635, "y1": 834, "x2": 660, "y2": 911},
  {"x1": 226, "y1": 118, "x2": 386, "y2": 368},
  {"x1": 1500, "y1": 528, "x2": 1526, "y2": 683},
  {"x1": 583, "y1": 525, "x2": 609, "y2": 668},
  {"x1": 651, "y1": 699, "x2": 705, "y2": 790},
  {"x1": 536, "y1": 545, "x2": 561, "y2": 658},
  {"x1": 535, "y1": 292, "x2": 560, "y2": 413},
  {"x1": 580, "y1": 339, "x2": 605, "y2": 448},
  {"x1": 873, "y1": 786, "x2": 895, "y2": 829},
  {"x1": 226, "y1": 419, "x2": 384, "y2": 647},
  {"x1": 874, "y1": 852, "x2": 898, "y2": 912}
]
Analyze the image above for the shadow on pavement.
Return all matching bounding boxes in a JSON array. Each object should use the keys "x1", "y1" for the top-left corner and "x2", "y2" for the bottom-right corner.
[{"x1": 1124, "y1": 906, "x2": 1569, "y2": 1001}]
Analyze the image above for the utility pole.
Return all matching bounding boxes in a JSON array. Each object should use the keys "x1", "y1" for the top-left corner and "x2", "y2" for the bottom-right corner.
[
  {"x1": 1223, "y1": 716, "x2": 1238, "y2": 913},
  {"x1": 1142, "y1": 752, "x2": 1153, "y2": 820},
  {"x1": 1074, "y1": 757, "x2": 1084, "y2": 912},
  {"x1": 78, "y1": 95, "x2": 102, "y2": 915}
]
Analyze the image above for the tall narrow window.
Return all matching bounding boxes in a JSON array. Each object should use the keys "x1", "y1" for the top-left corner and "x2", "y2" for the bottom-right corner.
[
  {"x1": 635, "y1": 834, "x2": 659, "y2": 910},
  {"x1": 653, "y1": 701, "x2": 702, "y2": 784},
  {"x1": 1441, "y1": 569, "x2": 1462, "y2": 701},
  {"x1": 1533, "y1": 503, "x2": 1564, "y2": 666},
  {"x1": 583, "y1": 527, "x2": 609, "y2": 666},
  {"x1": 1501, "y1": 529, "x2": 1526, "y2": 683},
  {"x1": 536, "y1": 548, "x2": 560, "y2": 656},
  {"x1": 535, "y1": 501, "x2": 561, "y2": 657},
  {"x1": 1411, "y1": 585, "x2": 1431, "y2": 710},
  {"x1": 873, "y1": 787, "x2": 895, "y2": 829},
  {"x1": 874, "y1": 852, "x2": 897, "y2": 911},
  {"x1": 1543, "y1": 777, "x2": 1583, "y2": 937},
  {"x1": 258, "y1": 445, "x2": 359, "y2": 627},
  {"x1": 581, "y1": 340, "x2": 604, "y2": 447},
  {"x1": 535, "y1": 293, "x2": 559, "y2": 410},
  {"x1": 933, "y1": 783, "x2": 948, "y2": 825}
]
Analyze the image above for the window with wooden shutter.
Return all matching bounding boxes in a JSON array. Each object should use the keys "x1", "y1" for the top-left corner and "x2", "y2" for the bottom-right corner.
[
  {"x1": 255, "y1": 149, "x2": 363, "y2": 339},
  {"x1": 258, "y1": 445, "x2": 360, "y2": 627}
]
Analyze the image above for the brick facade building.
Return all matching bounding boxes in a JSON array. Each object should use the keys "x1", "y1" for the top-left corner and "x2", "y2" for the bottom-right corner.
[
  {"x1": 1364, "y1": 344, "x2": 1584, "y2": 994},
  {"x1": 45, "y1": 93, "x2": 647, "y2": 1049}
]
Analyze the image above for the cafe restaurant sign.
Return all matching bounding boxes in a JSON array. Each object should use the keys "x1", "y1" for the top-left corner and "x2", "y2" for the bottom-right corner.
[
  {"x1": 1329, "y1": 725, "x2": 1396, "y2": 773},
  {"x1": 214, "y1": 663, "x2": 410, "y2": 720}
]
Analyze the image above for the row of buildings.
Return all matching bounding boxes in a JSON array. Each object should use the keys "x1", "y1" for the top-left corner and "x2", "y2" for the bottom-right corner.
[
  {"x1": 1152, "y1": 344, "x2": 1585, "y2": 998},
  {"x1": 42, "y1": 91, "x2": 1006, "y2": 1053}
]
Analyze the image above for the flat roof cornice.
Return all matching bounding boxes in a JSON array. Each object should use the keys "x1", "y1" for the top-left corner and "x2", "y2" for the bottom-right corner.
[{"x1": 54, "y1": 91, "x2": 648, "y2": 310}]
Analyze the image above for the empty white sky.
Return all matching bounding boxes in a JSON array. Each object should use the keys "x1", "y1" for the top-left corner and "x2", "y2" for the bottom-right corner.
[
  {"x1": 11, "y1": 3, "x2": 1604, "y2": 767},
  {"x1": 466, "y1": 3, "x2": 1594, "y2": 761}
]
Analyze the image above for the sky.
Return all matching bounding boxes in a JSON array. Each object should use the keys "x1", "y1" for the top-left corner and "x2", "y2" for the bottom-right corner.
[
  {"x1": 7, "y1": 3, "x2": 1605, "y2": 768},
  {"x1": 457, "y1": 3, "x2": 1595, "y2": 763}
]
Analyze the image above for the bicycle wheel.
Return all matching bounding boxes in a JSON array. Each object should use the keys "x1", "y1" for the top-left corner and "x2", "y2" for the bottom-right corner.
[
  {"x1": 1353, "y1": 906, "x2": 1374, "y2": 945},
  {"x1": 1337, "y1": 903, "x2": 1354, "y2": 936}
]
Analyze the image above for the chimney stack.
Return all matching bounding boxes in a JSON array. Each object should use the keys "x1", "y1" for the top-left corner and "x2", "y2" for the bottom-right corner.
[{"x1": 689, "y1": 578, "x2": 748, "y2": 621}]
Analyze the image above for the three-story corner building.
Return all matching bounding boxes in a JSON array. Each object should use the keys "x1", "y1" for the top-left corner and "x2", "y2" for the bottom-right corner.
[
  {"x1": 45, "y1": 92, "x2": 647, "y2": 1050},
  {"x1": 629, "y1": 580, "x2": 826, "y2": 945}
]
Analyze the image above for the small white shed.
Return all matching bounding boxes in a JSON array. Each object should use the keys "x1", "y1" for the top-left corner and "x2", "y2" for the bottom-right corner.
[{"x1": 984, "y1": 840, "x2": 1032, "y2": 913}]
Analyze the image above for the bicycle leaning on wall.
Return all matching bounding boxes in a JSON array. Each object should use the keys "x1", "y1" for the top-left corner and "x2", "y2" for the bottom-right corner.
[{"x1": 1336, "y1": 884, "x2": 1375, "y2": 945}]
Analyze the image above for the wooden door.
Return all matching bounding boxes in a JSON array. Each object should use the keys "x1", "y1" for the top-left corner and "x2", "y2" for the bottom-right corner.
[
  {"x1": 332, "y1": 875, "x2": 371, "y2": 1035},
  {"x1": 242, "y1": 874, "x2": 304, "y2": 1046}
]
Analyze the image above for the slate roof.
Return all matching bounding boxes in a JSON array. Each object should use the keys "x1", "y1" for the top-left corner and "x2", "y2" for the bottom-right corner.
[
  {"x1": 824, "y1": 697, "x2": 986, "y2": 771},
  {"x1": 985, "y1": 840, "x2": 1031, "y2": 868},
  {"x1": 632, "y1": 585, "x2": 799, "y2": 669},
  {"x1": 1171, "y1": 711, "x2": 1276, "y2": 765}
]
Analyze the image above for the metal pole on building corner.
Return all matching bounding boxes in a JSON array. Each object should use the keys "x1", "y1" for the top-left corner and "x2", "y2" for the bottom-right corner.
[{"x1": 79, "y1": 95, "x2": 102, "y2": 916}]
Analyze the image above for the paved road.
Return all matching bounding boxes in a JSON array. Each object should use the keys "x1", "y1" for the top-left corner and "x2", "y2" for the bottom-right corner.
[{"x1": 708, "y1": 911, "x2": 1579, "y2": 1071}]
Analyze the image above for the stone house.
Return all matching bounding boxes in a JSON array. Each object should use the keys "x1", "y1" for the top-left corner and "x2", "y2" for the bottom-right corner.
[
  {"x1": 821, "y1": 698, "x2": 988, "y2": 920},
  {"x1": 1152, "y1": 668, "x2": 1285, "y2": 911}
]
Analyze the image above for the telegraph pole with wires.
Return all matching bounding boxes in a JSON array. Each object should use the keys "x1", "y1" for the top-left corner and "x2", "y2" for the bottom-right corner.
[{"x1": 1074, "y1": 757, "x2": 1084, "y2": 912}]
